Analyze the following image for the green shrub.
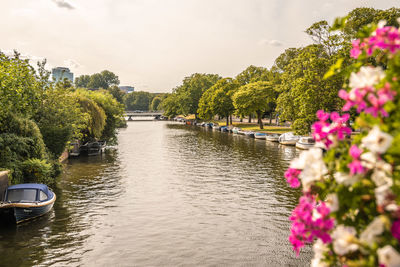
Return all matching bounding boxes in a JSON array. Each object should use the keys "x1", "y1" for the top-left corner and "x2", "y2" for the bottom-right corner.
[{"x1": 20, "y1": 159, "x2": 52, "y2": 184}]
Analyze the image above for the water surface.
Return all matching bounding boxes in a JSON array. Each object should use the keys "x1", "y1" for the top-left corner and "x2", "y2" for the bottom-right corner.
[{"x1": 0, "y1": 122, "x2": 312, "y2": 266}]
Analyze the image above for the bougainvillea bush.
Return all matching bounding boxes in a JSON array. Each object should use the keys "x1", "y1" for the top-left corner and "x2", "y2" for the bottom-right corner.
[{"x1": 285, "y1": 19, "x2": 400, "y2": 267}]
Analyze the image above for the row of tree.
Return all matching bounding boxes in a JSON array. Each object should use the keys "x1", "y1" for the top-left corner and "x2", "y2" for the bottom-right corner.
[
  {"x1": 75, "y1": 71, "x2": 166, "y2": 111},
  {"x1": 161, "y1": 7, "x2": 400, "y2": 133},
  {"x1": 0, "y1": 52, "x2": 125, "y2": 184}
]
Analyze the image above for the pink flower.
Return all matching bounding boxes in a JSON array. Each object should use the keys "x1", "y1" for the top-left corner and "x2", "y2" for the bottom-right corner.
[
  {"x1": 285, "y1": 168, "x2": 301, "y2": 188},
  {"x1": 311, "y1": 110, "x2": 351, "y2": 149},
  {"x1": 289, "y1": 195, "x2": 334, "y2": 256},
  {"x1": 391, "y1": 220, "x2": 400, "y2": 241},
  {"x1": 348, "y1": 145, "x2": 365, "y2": 175}
]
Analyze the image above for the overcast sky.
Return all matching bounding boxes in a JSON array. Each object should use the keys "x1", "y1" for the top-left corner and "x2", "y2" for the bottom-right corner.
[{"x1": 1, "y1": 0, "x2": 399, "y2": 92}]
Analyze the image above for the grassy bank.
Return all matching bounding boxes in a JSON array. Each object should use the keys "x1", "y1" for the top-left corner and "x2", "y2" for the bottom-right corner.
[{"x1": 213, "y1": 121, "x2": 291, "y2": 134}]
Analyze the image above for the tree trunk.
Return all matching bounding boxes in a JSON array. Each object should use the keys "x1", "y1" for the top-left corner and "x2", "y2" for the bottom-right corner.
[
  {"x1": 229, "y1": 115, "x2": 232, "y2": 125},
  {"x1": 240, "y1": 116, "x2": 243, "y2": 122},
  {"x1": 226, "y1": 116, "x2": 229, "y2": 127},
  {"x1": 248, "y1": 115, "x2": 251, "y2": 123},
  {"x1": 269, "y1": 113, "x2": 272, "y2": 124},
  {"x1": 257, "y1": 111, "x2": 263, "y2": 129}
]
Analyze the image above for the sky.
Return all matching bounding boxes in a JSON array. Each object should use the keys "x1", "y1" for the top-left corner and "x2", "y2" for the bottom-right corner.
[{"x1": 1, "y1": 0, "x2": 399, "y2": 92}]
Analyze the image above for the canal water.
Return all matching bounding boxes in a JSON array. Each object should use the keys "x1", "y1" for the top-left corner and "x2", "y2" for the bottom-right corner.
[{"x1": 0, "y1": 122, "x2": 312, "y2": 266}]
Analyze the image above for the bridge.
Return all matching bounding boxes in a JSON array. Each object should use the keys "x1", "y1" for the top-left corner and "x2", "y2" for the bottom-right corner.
[{"x1": 124, "y1": 111, "x2": 164, "y2": 121}]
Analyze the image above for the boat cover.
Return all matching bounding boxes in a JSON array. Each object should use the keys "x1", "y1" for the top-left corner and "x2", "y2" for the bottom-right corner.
[{"x1": 7, "y1": 184, "x2": 53, "y2": 201}]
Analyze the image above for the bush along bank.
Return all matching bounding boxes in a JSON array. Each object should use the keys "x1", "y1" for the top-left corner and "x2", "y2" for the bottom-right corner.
[{"x1": 0, "y1": 52, "x2": 125, "y2": 185}]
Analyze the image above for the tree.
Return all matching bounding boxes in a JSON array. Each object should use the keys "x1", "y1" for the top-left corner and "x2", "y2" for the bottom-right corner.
[
  {"x1": 233, "y1": 81, "x2": 276, "y2": 129},
  {"x1": 108, "y1": 85, "x2": 126, "y2": 104},
  {"x1": 235, "y1": 65, "x2": 269, "y2": 86},
  {"x1": 161, "y1": 94, "x2": 179, "y2": 118},
  {"x1": 150, "y1": 96, "x2": 162, "y2": 111},
  {"x1": 198, "y1": 78, "x2": 239, "y2": 125},
  {"x1": 174, "y1": 73, "x2": 221, "y2": 118},
  {"x1": 124, "y1": 91, "x2": 152, "y2": 111},
  {"x1": 75, "y1": 75, "x2": 90, "y2": 88}
]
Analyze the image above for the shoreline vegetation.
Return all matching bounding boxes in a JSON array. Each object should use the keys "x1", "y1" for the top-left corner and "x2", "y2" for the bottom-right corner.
[{"x1": 160, "y1": 7, "x2": 400, "y2": 136}]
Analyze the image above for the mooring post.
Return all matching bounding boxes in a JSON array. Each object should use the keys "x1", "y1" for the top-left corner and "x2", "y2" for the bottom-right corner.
[{"x1": 0, "y1": 170, "x2": 9, "y2": 201}]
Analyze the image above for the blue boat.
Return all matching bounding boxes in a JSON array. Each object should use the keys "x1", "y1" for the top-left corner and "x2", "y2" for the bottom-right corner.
[
  {"x1": 0, "y1": 184, "x2": 56, "y2": 224},
  {"x1": 220, "y1": 126, "x2": 229, "y2": 132},
  {"x1": 254, "y1": 132, "x2": 267, "y2": 140}
]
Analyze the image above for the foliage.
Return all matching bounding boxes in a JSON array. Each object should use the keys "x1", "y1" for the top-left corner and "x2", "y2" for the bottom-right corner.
[
  {"x1": 20, "y1": 158, "x2": 53, "y2": 184},
  {"x1": 173, "y1": 73, "x2": 221, "y2": 117},
  {"x1": 76, "y1": 70, "x2": 120, "y2": 89},
  {"x1": 161, "y1": 93, "x2": 180, "y2": 118},
  {"x1": 150, "y1": 96, "x2": 162, "y2": 111},
  {"x1": 233, "y1": 81, "x2": 276, "y2": 129},
  {"x1": 285, "y1": 19, "x2": 400, "y2": 267},
  {"x1": 74, "y1": 74, "x2": 90, "y2": 88},
  {"x1": 235, "y1": 65, "x2": 269, "y2": 86},
  {"x1": 124, "y1": 91, "x2": 152, "y2": 111},
  {"x1": 78, "y1": 89, "x2": 125, "y2": 144},
  {"x1": 108, "y1": 85, "x2": 126, "y2": 104},
  {"x1": 198, "y1": 78, "x2": 239, "y2": 125}
]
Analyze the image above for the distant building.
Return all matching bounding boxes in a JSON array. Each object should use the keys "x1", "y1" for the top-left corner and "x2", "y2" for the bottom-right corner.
[
  {"x1": 119, "y1": 86, "x2": 135, "y2": 93},
  {"x1": 52, "y1": 67, "x2": 74, "y2": 83}
]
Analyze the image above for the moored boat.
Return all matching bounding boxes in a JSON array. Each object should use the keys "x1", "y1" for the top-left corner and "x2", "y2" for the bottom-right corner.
[
  {"x1": 220, "y1": 126, "x2": 229, "y2": 132},
  {"x1": 212, "y1": 123, "x2": 220, "y2": 131},
  {"x1": 0, "y1": 184, "x2": 56, "y2": 224},
  {"x1": 254, "y1": 132, "x2": 267, "y2": 140},
  {"x1": 69, "y1": 140, "x2": 81, "y2": 157},
  {"x1": 266, "y1": 134, "x2": 280, "y2": 142},
  {"x1": 296, "y1": 137, "x2": 315, "y2": 150},
  {"x1": 279, "y1": 132, "x2": 300, "y2": 146},
  {"x1": 232, "y1": 127, "x2": 241, "y2": 134},
  {"x1": 237, "y1": 130, "x2": 246, "y2": 135},
  {"x1": 244, "y1": 131, "x2": 255, "y2": 138}
]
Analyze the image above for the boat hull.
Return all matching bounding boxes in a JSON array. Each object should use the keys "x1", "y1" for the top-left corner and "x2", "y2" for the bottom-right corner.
[
  {"x1": 279, "y1": 140, "x2": 297, "y2": 146},
  {"x1": 0, "y1": 195, "x2": 56, "y2": 224},
  {"x1": 266, "y1": 137, "x2": 279, "y2": 142},
  {"x1": 254, "y1": 135, "x2": 266, "y2": 140},
  {"x1": 296, "y1": 142, "x2": 314, "y2": 150}
]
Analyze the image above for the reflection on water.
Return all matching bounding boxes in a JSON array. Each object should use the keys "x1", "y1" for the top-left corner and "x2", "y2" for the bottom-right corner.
[{"x1": 0, "y1": 122, "x2": 312, "y2": 266}]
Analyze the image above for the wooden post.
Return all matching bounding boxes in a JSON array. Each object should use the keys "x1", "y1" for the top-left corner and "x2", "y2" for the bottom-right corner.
[{"x1": 0, "y1": 170, "x2": 9, "y2": 201}]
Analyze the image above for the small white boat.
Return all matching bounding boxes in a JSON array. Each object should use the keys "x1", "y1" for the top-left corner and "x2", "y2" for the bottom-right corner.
[
  {"x1": 254, "y1": 132, "x2": 267, "y2": 140},
  {"x1": 296, "y1": 137, "x2": 315, "y2": 150},
  {"x1": 266, "y1": 134, "x2": 280, "y2": 142},
  {"x1": 212, "y1": 124, "x2": 220, "y2": 131},
  {"x1": 279, "y1": 132, "x2": 300, "y2": 146},
  {"x1": 237, "y1": 130, "x2": 246, "y2": 135},
  {"x1": 244, "y1": 131, "x2": 255, "y2": 138},
  {"x1": 232, "y1": 127, "x2": 241, "y2": 134}
]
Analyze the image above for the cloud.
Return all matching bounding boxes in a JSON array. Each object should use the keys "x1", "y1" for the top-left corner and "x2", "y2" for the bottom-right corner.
[
  {"x1": 258, "y1": 39, "x2": 283, "y2": 47},
  {"x1": 63, "y1": 59, "x2": 81, "y2": 69},
  {"x1": 52, "y1": 0, "x2": 75, "y2": 10}
]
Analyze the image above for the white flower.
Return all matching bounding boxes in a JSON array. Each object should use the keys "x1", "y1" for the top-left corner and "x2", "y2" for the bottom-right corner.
[
  {"x1": 349, "y1": 66, "x2": 385, "y2": 89},
  {"x1": 331, "y1": 225, "x2": 359, "y2": 255},
  {"x1": 290, "y1": 148, "x2": 328, "y2": 190},
  {"x1": 360, "y1": 152, "x2": 378, "y2": 169},
  {"x1": 377, "y1": 245, "x2": 400, "y2": 267},
  {"x1": 334, "y1": 172, "x2": 360, "y2": 186},
  {"x1": 378, "y1": 20, "x2": 387, "y2": 28},
  {"x1": 371, "y1": 169, "x2": 393, "y2": 187},
  {"x1": 361, "y1": 126, "x2": 393, "y2": 154},
  {"x1": 311, "y1": 240, "x2": 329, "y2": 267},
  {"x1": 375, "y1": 184, "x2": 392, "y2": 206},
  {"x1": 360, "y1": 216, "x2": 386, "y2": 245},
  {"x1": 325, "y1": 193, "x2": 339, "y2": 213}
]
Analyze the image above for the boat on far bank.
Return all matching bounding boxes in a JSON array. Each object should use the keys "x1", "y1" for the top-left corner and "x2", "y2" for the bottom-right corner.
[
  {"x1": 296, "y1": 137, "x2": 315, "y2": 150},
  {"x1": 266, "y1": 134, "x2": 280, "y2": 142},
  {"x1": 80, "y1": 141, "x2": 107, "y2": 156},
  {"x1": 232, "y1": 127, "x2": 241, "y2": 134},
  {"x1": 0, "y1": 184, "x2": 56, "y2": 224},
  {"x1": 220, "y1": 126, "x2": 229, "y2": 132},
  {"x1": 254, "y1": 132, "x2": 267, "y2": 140},
  {"x1": 244, "y1": 131, "x2": 255, "y2": 138},
  {"x1": 279, "y1": 132, "x2": 300, "y2": 146}
]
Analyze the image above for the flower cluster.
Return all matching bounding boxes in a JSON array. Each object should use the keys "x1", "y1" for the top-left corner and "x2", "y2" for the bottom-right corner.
[
  {"x1": 286, "y1": 20, "x2": 400, "y2": 267},
  {"x1": 350, "y1": 22, "x2": 400, "y2": 59},
  {"x1": 289, "y1": 194, "x2": 334, "y2": 256},
  {"x1": 311, "y1": 110, "x2": 351, "y2": 149},
  {"x1": 339, "y1": 66, "x2": 396, "y2": 117}
]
